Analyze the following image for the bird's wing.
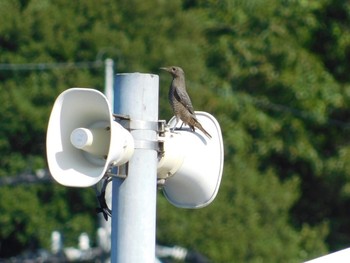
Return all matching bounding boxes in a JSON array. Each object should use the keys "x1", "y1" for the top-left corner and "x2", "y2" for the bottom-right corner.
[{"x1": 174, "y1": 87, "x2": 195, "y2": 114}]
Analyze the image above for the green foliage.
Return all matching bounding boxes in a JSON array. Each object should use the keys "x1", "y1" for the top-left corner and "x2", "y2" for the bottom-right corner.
[{"x1": 1, "y1": 0, "x2": 350, "y2": 261}]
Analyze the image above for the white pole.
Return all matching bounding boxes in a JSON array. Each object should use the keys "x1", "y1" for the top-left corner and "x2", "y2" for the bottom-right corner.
[
  {"x1": 104, "y1": 58, "x2": 114, "y2": 106},
  {"x1": 111, "y1": 73, "x2": 159, "y2": 263},
  {"x1": 97, "y1": 58, "x2": 114, "y2": 259}
]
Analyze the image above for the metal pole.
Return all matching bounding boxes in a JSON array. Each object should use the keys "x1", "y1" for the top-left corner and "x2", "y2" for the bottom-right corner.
[
  {"x1": 95, "y1": 58, "x2": 114, "y2": 259},
  {"x1": 104, "y1": 58, "x2": 114, "y2": 106},
  {"x1": 111, "y1": 73, "x2": 159, "y2": 262}
]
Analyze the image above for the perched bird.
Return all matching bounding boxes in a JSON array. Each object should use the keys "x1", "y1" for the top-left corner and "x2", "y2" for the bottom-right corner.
[{"x1": 160, "y1": 66, "x2": 212, "y2": 138}]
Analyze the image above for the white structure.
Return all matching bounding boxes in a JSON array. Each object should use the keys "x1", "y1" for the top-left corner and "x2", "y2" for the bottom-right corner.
[
  {"x1": 305, "y1": 248, "x2": 350, "y2": 263},
  {"x1": 46, "y1": 73, "x2": 224, "y2": 263}
]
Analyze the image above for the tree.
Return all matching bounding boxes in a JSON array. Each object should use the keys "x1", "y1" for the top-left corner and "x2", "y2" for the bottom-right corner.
[{"x1": 1, "y1": 0, "x2": 349, "y2": 262}]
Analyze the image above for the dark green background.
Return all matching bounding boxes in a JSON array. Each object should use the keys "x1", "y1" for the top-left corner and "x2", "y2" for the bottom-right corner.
[{"x1": 1, "y1": 0, "x2": 350, "y2": 262}]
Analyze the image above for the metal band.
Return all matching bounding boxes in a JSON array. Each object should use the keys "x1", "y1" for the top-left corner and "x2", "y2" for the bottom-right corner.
[
  {"x1": 134, "y1": 140, "x2": 159, "y2": 151},
  {"x1": 129, "y1": 120, "x2": 159, "y2": 130},
  {"x1": 114, "y1": 116, "x2": 166, "y2": 132}
]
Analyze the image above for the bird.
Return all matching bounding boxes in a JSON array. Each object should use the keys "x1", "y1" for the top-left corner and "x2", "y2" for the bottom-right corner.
[{"x1": 160, "y1": 66, "x2": 212, "y2": 139}]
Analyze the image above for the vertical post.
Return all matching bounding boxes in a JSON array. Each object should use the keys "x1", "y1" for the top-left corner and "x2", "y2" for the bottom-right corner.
[
  {"x1": 96, "y1": 58, "x2": 114, "y2": 257},
  {"x1": 111, "y1": 73, "x2": 159, "y2": 262},
  {"x1": 104, "y1": 58, "x2": 114, "y2": 106}
]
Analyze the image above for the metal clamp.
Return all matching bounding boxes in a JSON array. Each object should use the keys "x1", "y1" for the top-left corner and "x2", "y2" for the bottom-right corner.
[
  {"x1": 113, "y1": 114, "x2": 167, "y2": 133},
  {"x1": 112, "y1": 114, "x2": 167, "y2": 167},
  {"x1": 134, "y1": 140, "x2": 159, "y2": 151}
]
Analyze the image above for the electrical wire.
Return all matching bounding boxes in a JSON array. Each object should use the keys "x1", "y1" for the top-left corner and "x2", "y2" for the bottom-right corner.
[
  {"x1": 0, "y1": 61, "x2": 103, "y2": 71},
  {"x1": 248, "y1": 95, "x2": 350, "y2": 129},
  {"x1": 1, "y1": 60, "x2": 349, "y2": 129}
]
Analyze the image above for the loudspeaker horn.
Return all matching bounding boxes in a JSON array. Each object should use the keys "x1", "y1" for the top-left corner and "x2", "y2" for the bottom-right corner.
[
  {"x1": 46, "y1": 88, "x2": 134, "y2": 187},
  {"x1": 158, "y1": 111, "x2": 224, "y2": 208}
]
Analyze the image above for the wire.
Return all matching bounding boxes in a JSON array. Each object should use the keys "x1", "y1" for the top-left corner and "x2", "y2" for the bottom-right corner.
[
  {"x1": 1, "y1": 61, "x2": 348, "y2": 129},
  {"x1": 0, "y1": 61, "x2": 104, "y2": 71},
  {"x1": 240, "y1": 93, "x2": 350, "y2": 129}
]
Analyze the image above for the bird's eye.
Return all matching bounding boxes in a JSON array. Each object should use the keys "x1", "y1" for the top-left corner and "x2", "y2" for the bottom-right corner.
[{"x1": 172, "y1": 67, "x2": 176, "y2": 71}]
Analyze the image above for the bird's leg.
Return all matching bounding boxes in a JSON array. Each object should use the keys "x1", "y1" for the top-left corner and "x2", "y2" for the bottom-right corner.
[
  {"x1": 170, "y1": 118, "x2": 179, "y2": 133},
  {"x1": 179, "y1": 121, "x2": 184, "y2": 129}
]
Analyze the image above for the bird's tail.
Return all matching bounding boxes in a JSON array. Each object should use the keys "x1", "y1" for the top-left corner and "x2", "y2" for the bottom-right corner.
[{"x1": 193, "y1": 120, "x2": 212, "y2": 139}]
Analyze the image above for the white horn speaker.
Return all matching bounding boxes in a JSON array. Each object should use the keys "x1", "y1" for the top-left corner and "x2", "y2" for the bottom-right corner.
[
  {"x1": 158, "y1": 111, "x2": 224, "y2": 208},
  {"x1": 46, "y1": 88, "x2": 134, "y2": 187}
]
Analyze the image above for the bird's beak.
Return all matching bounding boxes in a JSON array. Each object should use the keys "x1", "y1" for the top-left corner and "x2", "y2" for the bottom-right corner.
[{"x1": 160, "y1": 67, "x2": 170, "y2": 72}]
